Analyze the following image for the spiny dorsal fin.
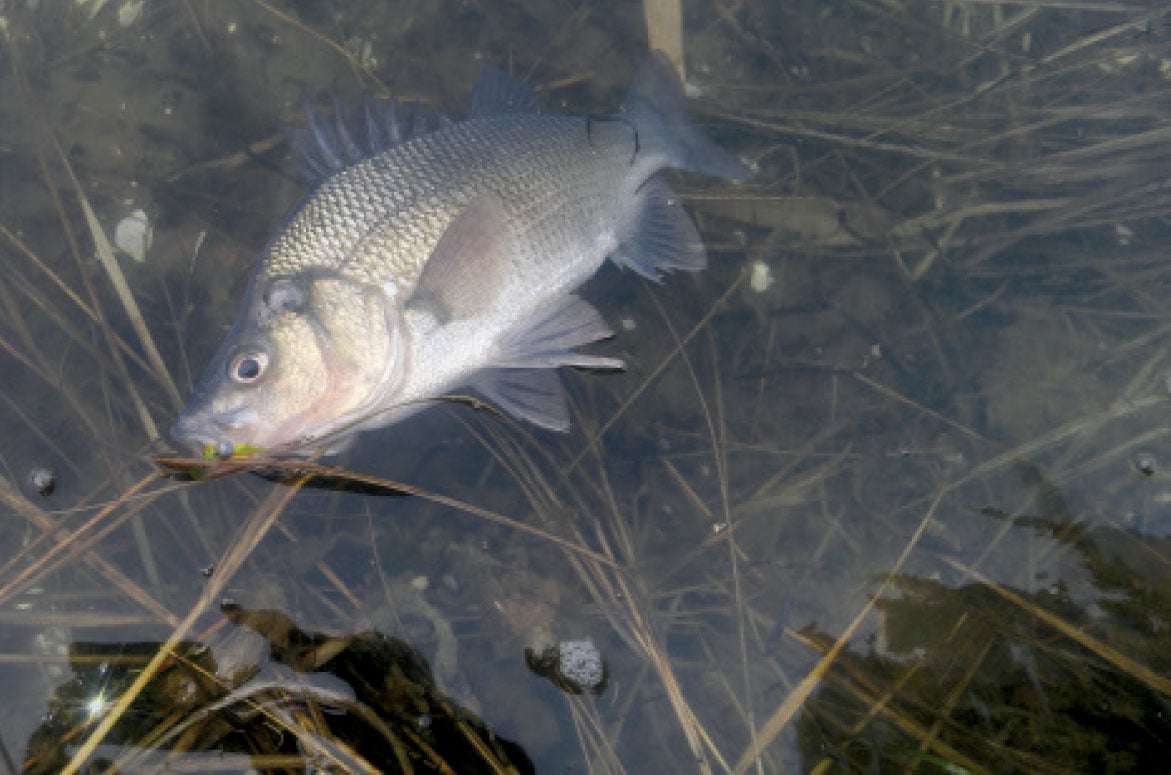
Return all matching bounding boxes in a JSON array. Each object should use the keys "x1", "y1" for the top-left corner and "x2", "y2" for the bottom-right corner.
[
  {"x1": 282, "y1": 93, "x2": 445, "y2": 183},
  {"x1": 468, "y1": 65, "x2": 544, "y2": 117},
  {"x1": 284, "y1": 64, "x2": 544, "y2": 183}
]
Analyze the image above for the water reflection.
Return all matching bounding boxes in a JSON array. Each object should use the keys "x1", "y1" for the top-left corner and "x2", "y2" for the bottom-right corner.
[
  {"x1": 796, "y1": 465, "x2": 1171, "y2": 773},
  {"x1": 23, "y1": 603, "x2": 534, "y2": 774}
]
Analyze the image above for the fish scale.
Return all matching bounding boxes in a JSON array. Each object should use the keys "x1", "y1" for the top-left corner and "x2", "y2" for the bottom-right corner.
[
  {"x1": 173, "y1": 53, "x2": 748, "y2": 456},
  {"x1": 269, "y1": 116, "x2": 641, "y2": 292}
]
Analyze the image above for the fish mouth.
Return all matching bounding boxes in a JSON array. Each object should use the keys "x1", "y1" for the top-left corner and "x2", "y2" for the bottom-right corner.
[{"x1": 170, "y1": 407, "x2": 262, "y2": 453}]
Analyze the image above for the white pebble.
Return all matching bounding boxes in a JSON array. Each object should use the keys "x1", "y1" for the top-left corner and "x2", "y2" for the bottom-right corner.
[
  {"x1": 114, "y1": 209, "x2": 152, "y2": 263},
  {"x1": 559, "y1": 638, "x2": 605, "y2": 692},
  {"x1": 749, "y1": 259, "x2": 775, "y2": 293},
  {"x1": 117, "y1": 0, "x2": 144, "y2": 26}
]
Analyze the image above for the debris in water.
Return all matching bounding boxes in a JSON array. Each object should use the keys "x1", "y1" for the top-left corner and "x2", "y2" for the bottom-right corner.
[{"x1": 29, "y1": 467, "x2": 56, "y2": 496}]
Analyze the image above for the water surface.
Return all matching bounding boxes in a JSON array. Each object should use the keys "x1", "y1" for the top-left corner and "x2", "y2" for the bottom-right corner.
[{"x1": 2, "y1": 1, "x2": 1171, "y2": 772}]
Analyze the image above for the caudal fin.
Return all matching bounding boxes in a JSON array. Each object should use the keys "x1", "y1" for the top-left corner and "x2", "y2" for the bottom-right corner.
[{"x1": 623, "y1": 51, "x2": 750, "y2": 181}]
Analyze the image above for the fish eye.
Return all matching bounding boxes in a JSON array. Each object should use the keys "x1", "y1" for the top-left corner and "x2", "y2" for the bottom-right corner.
[{"x1": 230, "y1": 352, "x2": 268, "y2": 383}]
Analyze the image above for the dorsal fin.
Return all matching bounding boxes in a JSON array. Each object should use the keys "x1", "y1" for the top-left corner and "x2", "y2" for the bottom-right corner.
[
  {"x1": 282, "y1": 65, "x2": 543, "y2": 183},
  {"x1": 281, "y1": 93, "x2": 445, "y2": 183},
  {"x1": 468, "y1": 65, "x2": 544, "y2": 117}
]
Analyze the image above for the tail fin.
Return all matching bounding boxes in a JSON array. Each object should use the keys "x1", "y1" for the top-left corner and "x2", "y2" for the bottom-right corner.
[{"x1": 622, "y1": 51, "x2": 750, "y2": 181}]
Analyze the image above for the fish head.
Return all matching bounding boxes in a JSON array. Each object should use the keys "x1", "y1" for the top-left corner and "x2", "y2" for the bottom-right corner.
[{"x1": 172, "y1": 273, "x2": 408, "y2": 456}]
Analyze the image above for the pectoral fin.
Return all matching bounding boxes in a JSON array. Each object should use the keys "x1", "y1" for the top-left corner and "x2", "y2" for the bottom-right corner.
[
  {"x1": 410, "y1": 196, "x2": 516, "y2": 321},
  {"x1": 492, "y1": 294, "x2": 624, "y2": 370},
  {"x1": 472, "y1": 294, "x2": 624, "y2": 431},
  {"x1": 474, "y1": 368, "x2": 571, "y2": 431}
]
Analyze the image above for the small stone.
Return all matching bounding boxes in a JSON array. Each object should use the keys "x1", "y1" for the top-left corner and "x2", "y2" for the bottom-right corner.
[
  {"x1": 113, "y1": 208, "x2": 152, "y2": 263},
  {"x1": 749, "y1": 259, "x2": 775, "y2": 293},
  {"x1": 29, "y1": 467, "x2": 55, "y2": 496},
  {"x1": 117, "y1": 0, "x2": 144, "y2": 26},
  {"x1": 1137, "y1": 453, "x2": 1157, "y2": 476},
  {"x1": 558, "y1": 638, "x2": 607, "y2": 695}
]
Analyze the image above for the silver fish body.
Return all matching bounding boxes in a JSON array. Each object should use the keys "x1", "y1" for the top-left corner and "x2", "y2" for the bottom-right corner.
[{"x1": 172, "y1": 52, "x2": 748, "y2": 455}]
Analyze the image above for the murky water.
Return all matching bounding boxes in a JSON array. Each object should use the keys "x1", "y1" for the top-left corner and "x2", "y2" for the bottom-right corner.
[{"x1": 2, "y1": 1, "x2": 1171, "y2": 772}]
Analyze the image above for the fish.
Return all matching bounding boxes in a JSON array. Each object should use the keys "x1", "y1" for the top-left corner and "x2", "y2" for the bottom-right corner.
[{"x1": 171, "y1": 51, "x2": 749, "y2": 457}]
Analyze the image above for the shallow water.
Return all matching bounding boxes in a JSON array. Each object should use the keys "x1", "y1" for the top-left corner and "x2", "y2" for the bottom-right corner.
[{"x1": 2, "y1": 1, "x2": 1171, "y2": 772}]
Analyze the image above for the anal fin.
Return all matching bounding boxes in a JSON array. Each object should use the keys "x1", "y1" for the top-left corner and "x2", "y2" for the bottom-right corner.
[{"x1": 610, "y1": 176, "x2": 705, "y2": 282}]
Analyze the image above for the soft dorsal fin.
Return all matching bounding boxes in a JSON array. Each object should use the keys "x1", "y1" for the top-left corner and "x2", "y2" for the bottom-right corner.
[
  {"x1": 468, "y1": 65, "x2": 544, "y2": 117},
  {"x1": 408, "y1": 196, "x2": 516, "y2": 321}
]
